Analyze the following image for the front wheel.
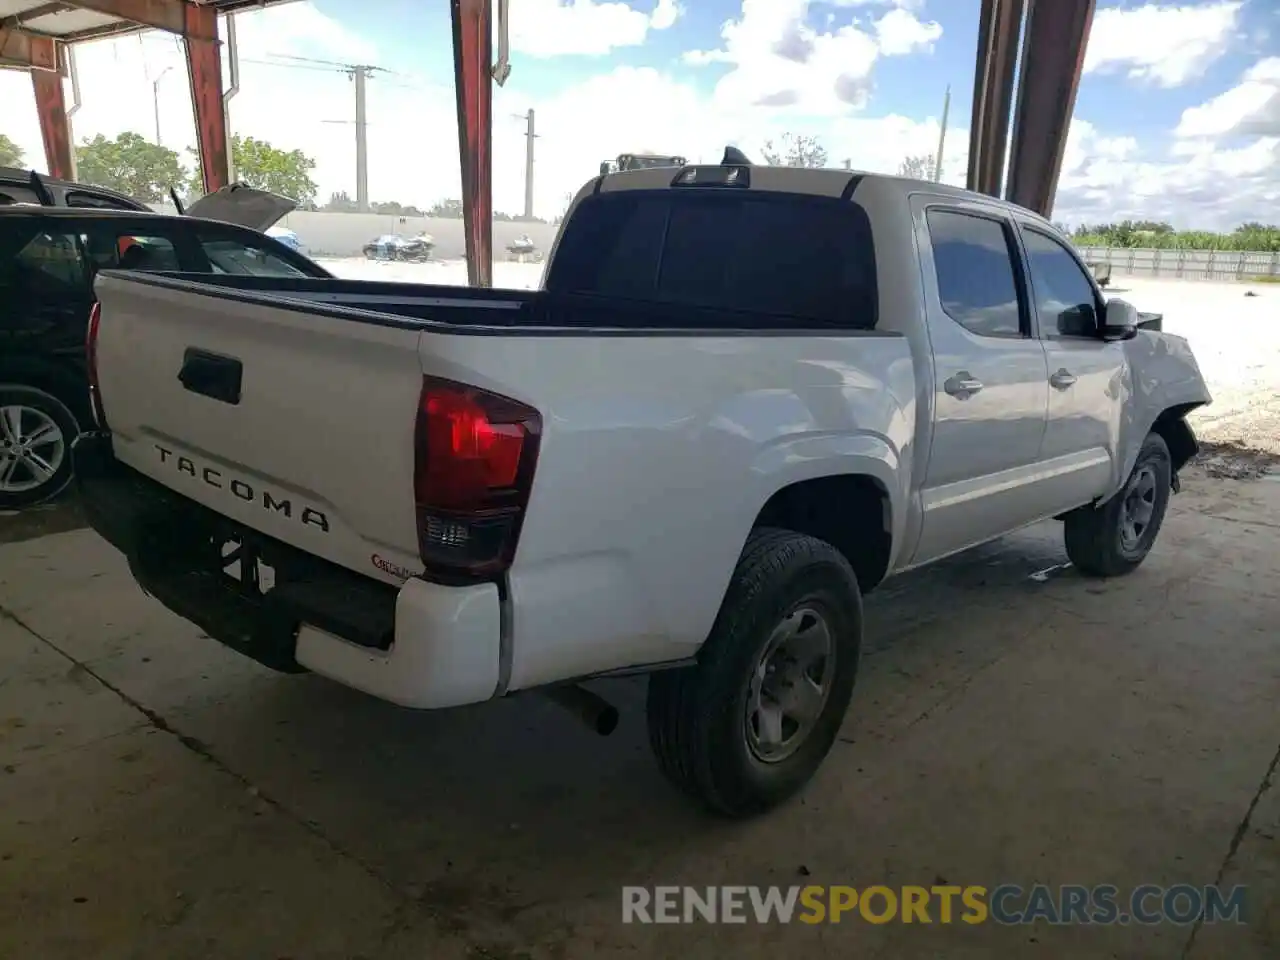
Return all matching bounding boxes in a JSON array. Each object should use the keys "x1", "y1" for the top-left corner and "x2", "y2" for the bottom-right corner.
[
  {"x1": 0, "y1": 385, "x2": 80, "y2": 510},
  {"x1": 1064, "y1": 432, "x2": 1172, "y2": 577},
  {"x1": 647, "y1": 528, "x2": 863, "y2": 818}
]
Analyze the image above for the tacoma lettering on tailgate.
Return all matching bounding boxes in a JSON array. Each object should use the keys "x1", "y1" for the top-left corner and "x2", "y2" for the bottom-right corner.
[{"x1": 155, "y1": 444, "x2": 330, "y2": 532}]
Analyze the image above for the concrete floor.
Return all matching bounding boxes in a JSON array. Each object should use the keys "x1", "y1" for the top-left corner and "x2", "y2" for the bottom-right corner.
[{"x1": 1, "y1": 464, "x2": 1277, "y2": 959}]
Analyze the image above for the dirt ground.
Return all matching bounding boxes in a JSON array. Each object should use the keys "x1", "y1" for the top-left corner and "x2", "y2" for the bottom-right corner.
[{"x1": 1, "y1": 461, "x2": 1277, "y2": 959}]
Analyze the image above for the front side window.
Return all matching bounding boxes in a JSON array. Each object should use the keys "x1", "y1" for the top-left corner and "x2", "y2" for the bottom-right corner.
[
  {"x1": 1022, "y1": 228, "x2": 1099, "y2": 338},
  {"x1": 199, "y1": 236, "x2": 309, "y2": 278},
  {"x1": 546, "y1": 190, "x2": 878, "y2": 329},
  {"x1": 926, "y1": 208, "x2": 1024, "y2": 339}
]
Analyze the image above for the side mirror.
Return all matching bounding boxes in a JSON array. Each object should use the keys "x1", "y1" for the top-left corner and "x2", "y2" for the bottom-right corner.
[{"x1": 1102, "y1": 298, "x2": 1139, "y2": 341}]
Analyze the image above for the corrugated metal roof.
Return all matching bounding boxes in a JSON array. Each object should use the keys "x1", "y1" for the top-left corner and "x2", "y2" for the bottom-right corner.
[{"x1": 1, "y1": 1, "x2": 296, "y2": 44}]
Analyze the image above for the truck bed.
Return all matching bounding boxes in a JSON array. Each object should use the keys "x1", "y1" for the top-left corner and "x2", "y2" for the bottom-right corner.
[{"x1": 88, "y1": 269, "x2": 914, "y2": 690}]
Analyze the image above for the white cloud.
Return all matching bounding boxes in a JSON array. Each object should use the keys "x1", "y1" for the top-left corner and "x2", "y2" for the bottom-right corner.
[
  {"x1": 6, "y1": 0, "x2": 1273, "y2": 234},
  {"x1": 511, "y1": 0, "x2": 681, "y2": 57},
  {"x1": 682, "y1": 0, "x2": 941, "y2": 114},
  {"x1": 872, "y1": 7, "x2": 942, "y2": 56},
  {"x1": 1084, "y1": 1, "x2": 1243, "y2": 88},
  {"x1": 1176, "y1": 56, "x2": 1280, "y2": 138},
  {"x1": 1055, "y1": 116, "x2": 1280, "y2": 230}
]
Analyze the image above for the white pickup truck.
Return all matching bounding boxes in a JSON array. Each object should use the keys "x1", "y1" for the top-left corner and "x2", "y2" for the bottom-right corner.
[{"x1": 73, "y1": 156, "x2": 1211, "y2": 818}]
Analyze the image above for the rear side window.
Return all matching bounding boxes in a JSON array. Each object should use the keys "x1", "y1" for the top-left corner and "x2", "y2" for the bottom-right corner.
[
  {"x1": 547, "y1": 190, "x2": 877, "y2": 329},
  {"x1": 198, "y1": 236, "x2": 310, "y2": 278},
  {"x1": 926, "y1": 208, "x2": 1025, "y2": 338},
  {"x1": 80, "y1": 226, "x2": 181, "y2": 272}
]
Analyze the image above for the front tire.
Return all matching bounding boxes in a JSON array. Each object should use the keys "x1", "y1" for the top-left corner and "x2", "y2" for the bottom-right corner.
[
  {"x1": 0, "y1": 385, "x2": 79, "y2": 510},
  {"x1": 1064, "y1": 432, "x2": 1172, "y2": 577},
  {"x1": 647, "y1": 528, "x2": 863, "y2": 818}
]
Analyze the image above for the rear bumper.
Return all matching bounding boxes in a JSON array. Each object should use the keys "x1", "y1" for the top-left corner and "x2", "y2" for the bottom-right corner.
[{"x1": 72, "y1": 432, "x2": 501, "y2": 709}]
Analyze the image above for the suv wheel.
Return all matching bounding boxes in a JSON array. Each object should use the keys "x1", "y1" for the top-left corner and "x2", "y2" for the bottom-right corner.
[
  {"x1": 647, "y1": 528, "x2": 863, "y2": 818},
  {"x1": 0, "y1": 386, "x2": 79, "y2": 510}
]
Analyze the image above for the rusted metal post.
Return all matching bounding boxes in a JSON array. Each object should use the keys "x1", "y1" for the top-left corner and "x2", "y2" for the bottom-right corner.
[
  {"x1": 966, "y1": 0, "x2": 1024, "y2": 197},
  {"x1": 184, "y1": 3, "x2": 228, "y2": 193},
  {"x1": 1005, "y1": 0, "x2": 1097, "y2": 217},
  {"x1": 452, "y1": 0, "x2": 494, "y2": 287},
  {"x1": 28, "y1": 37, "x2": 73, "y2": 179}
]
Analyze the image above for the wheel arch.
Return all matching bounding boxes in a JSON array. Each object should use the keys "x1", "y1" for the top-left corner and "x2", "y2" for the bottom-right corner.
[{"x1": 751, "y1": 472, "x2": 894, "y2": 594}]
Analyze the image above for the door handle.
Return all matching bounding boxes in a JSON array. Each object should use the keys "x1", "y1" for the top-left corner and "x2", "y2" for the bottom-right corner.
[
  {"x1": 944, "y1": 373, "x2": 984, "y2": 398},
  {"x1": 1049, "y1": 369, "x2": 1077, "y2": 390},
  {"x1": 178, "y1": 348, "x2": 243, "y2": 405}
]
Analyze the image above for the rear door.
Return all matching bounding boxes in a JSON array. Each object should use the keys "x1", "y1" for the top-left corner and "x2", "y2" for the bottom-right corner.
[
  {"x1": 910, "y1": 200, "x2": 1052, "y2": 564},
  {"x1": 0, "y1": 216, "x2": 95, "y2": 364},
  {"x1": 1017, "y1": 220, "x2": 1124, "y2": 509}
]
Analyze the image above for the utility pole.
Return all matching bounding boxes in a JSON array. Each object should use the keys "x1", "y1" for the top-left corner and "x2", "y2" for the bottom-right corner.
[
  {"x1": 934, "y1": 84, "x2": 951, "y2": 183},
  {"x1": 520, "y1": 108, "x2": 537, "y2": 220},
  {"x1": 152, "y1": 65, "x2": 172, "y2": 146},
  {"x1": 354, "y1": 65, "x2": 369, "y2": 212}
]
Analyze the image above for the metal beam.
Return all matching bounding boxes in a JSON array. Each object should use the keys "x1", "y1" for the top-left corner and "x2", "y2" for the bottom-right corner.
[
  {"x1": 0, "y1": 26, "x2": 61, "y2": 71},
  {"x1": 452, "y1": 0, "x2": 493, "y2": 288},
  {"x1": 31, "y1": 52, "x2": 73, "y2": 178},
  {"x1": 1005, "y1": 0, "x2": 1096, "y2": 217},
  {"x1": 56, "y1": 0, "x2": 218, "y2": 41},
  {"x1": 965, "y1": 0, "x2": 1024, "y2": 197},
  {"x1": 184, "y1": 3, "x2": 228, "y2": 192}
]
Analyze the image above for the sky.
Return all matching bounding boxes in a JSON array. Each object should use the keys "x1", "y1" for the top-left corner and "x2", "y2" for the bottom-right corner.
[{"x1": 0, "y1": 0, "x2": 1278, "y2": 228}]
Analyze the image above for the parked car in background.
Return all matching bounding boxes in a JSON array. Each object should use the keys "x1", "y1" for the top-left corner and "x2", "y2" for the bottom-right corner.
[
  {"x1": 74, "y1": 157, "x2": 1210, "y2": 817},
  {"x1": 0, "y1": 190, "x2": 331, "y2": 508},
  {"x1": 362, "y1": 234, "x2": 407, "y2": 260},
  {"x1": 362, "y1": 233, "x2": 433, "y2": 261},
  {"x1": 266, "y1": 225, "x2": 307, "y2": 256}
]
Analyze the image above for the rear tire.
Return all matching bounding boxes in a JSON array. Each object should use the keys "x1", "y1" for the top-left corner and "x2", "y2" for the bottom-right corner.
[
  {"x1": 0, "y1": 385, "x2": 80, "y2": 510},
  {"x1": 646, "y1": 528, "x2": 863, "y2": 818},
  {"x1": 1064, "y1": 432, "x2": 1172, "y2": 577}
]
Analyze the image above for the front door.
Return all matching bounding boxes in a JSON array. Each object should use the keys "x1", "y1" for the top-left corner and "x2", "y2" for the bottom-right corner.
[
  {"x1": 1018, "y1": 223, "x2": 1125, "y2": 512},
  {"x1": 910, "y1": 201, "x2": 1052, "y2": 565}
]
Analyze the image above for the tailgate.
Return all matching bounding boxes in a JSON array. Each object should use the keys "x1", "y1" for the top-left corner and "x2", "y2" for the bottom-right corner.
[{"x1": 92, "y1": 272, "x2": 426, "y2": 583}]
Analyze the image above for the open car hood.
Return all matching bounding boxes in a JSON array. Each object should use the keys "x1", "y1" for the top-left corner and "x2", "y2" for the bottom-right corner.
[{"x1": 183, "y1": 184, "x2": 296, "y2": 232}]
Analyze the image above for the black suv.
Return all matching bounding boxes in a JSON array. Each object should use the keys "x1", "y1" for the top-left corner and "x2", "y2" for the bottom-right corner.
[
  {"x1": 0, "y1": 166, "x2": 152, "y2": 211},
  {"x1": 0, "y1": 204, "x2": 331, "y2": 508}
]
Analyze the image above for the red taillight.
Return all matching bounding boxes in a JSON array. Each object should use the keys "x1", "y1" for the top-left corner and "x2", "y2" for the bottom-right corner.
[
  {"x1": 86, "y1": 301, "x2": 108, "y2": 428},
  {"x1": 413, "y1": 376, "x2": 541, "y2": 578}
]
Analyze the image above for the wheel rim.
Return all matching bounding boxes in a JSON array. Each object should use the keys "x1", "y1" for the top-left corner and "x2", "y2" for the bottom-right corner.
[
  {"x1": 744, "y1": 603, "x2": 836, "y2": 764},
  {"x1": 1120, "y1": 464, "x2": 1158, "y2": 551},
  {"x1": 0, "y1": 404, "x2": 66, "y2": 495}
]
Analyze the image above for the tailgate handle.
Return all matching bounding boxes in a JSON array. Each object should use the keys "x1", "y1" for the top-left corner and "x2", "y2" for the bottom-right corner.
[{"x1": 178, "y1": 348, "x2": 242, "y2": 405}]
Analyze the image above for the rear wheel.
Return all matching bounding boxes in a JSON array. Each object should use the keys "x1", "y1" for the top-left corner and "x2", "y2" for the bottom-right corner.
[
  {"x1": 647, "y1": 528, "x2": 863, "y2": 818},
  {"x1": 1064, "y1": 432, "x2": 1172, "y2": 577},
  {"x1": 0, "y1": 385, "x2": 80, "y2": 510}
]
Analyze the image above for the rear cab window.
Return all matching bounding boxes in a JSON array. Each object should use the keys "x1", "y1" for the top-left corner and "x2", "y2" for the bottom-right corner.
[{"x1": 546, "y1": 188, "x2": 878, "y2": 330}]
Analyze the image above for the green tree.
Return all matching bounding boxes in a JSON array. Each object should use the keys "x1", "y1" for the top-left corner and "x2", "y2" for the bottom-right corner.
[
  {"x1": 0, "y1": 133, "x2": 24, "y2": 167},
  {"x1": 761, "y1": 133, "x2": 828, "y2": 168},
  {"x1": 427, "y1": 198, "x2": 465, "y2": 218},
  {"x1": 898, "y1": 153, "x2": 936, "y2": 181},
  {"x1": 186, "y1": 135, "x2": 317, "y2": 204},
  {"x1": 76, "y1": 132, "x2": 183, "y2": 202}
]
